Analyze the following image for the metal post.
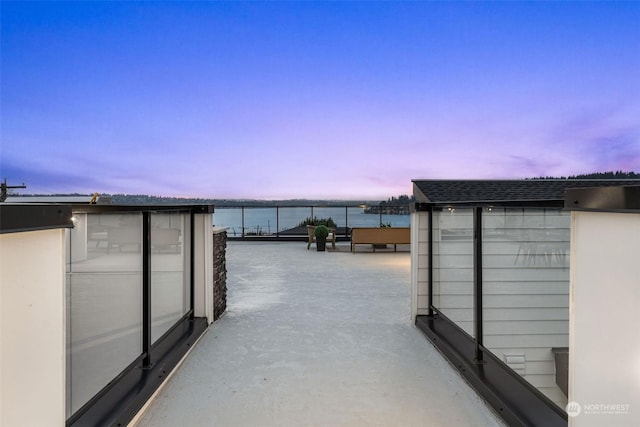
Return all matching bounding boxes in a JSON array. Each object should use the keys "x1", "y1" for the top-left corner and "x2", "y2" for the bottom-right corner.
[
  {"x1": 345, "y1": 206, "x2": 348, "y2": 238},
  {"x1": 241, "y1": 207, "x2": 245, "y2": 238},
  {"x1": 189, "y1": 211, "x2": 195, "y2": 318},
  {"x1": 428, "y1": 206, "x2": 434, "y2": 316},
  {"x1": 276, "y1": 206, "x2": 280, "y2": 238},
  {"x1": 473, "y1": 207, "x2": 484, "y2": 363},
  {"x1": 142, "y1": 212, "x2": 152, "y2": 367}
]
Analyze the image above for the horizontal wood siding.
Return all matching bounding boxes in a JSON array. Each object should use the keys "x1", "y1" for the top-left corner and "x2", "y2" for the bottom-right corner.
[
  {"x1": 414, "y1": 212, "x2": 430, "y2": 315},
  {"x1": 482, "y1": 209, "x2": 569, "y2": 408},
  {"x1": 432, "y1": 209, "x2": 474, "y2": 336}
]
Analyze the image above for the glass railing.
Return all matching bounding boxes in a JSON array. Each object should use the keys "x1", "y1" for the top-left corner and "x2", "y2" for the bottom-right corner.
[
  {"x1": 66, "y1": 212, "x2": 143, "y2": 417},
  {"x1": 481, "y1": 208, "x2": 569, "y2": 408},
  {"x1": 432, "y1": 208, "x2": 475, "y2": 337},
  {"x1": 427, "y1": 206, "x2": 570, "y2": 409},
  {"x1": 213, "y1": 205, "x2": 411, "y2": 238},
  {"x1": 150, "y1": 213, "x2": 191, "y2": 343},
  {"x1": 65, "y1": 207, "x2": 197, "y2": 420}
]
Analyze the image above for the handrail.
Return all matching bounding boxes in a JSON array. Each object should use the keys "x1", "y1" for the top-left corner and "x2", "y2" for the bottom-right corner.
[{"x1": 68, "y1": 204, "x2": 214, "y2": 214}]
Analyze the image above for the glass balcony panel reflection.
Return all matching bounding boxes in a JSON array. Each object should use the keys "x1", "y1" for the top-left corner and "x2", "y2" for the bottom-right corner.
[{"x1": 151, "y1": 213, "x2": 191, "y2": 343}]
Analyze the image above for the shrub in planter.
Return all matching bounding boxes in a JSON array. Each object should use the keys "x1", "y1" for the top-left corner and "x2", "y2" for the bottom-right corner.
[
  {"x1": 297, "y1": 216, "x2": 337, "y2": 228},
  {"x1": 314, "y1": 225, "x2": 329, "y2": 251}
]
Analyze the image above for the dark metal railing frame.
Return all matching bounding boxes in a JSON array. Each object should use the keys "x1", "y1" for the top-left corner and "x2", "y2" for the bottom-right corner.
[
  {"x1": 473, "y1": 206, "x2": 484, "y2": 363},
  {"x1": 414, "y1": 200, "x2": 568, "y2": 427},
  {"x1": 142, "y1": 212, "x2": 152, "y2": 367},
  {"x1": 0, "y1": 203, "x2": 74, "y2": 234},
  {"x1": 66, "y1": 204, "x2": 213, "y2": 427}
]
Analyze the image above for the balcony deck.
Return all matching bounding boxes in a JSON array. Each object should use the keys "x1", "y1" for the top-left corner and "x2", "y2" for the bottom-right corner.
[{"x1": 134, "y1": 241, "x2": 505, "y2": 426}]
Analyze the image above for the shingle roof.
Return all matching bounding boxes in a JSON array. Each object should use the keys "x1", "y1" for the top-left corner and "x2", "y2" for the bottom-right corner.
[{"x1": 412, "y1": 179, "x2": 640, "y2": 204}]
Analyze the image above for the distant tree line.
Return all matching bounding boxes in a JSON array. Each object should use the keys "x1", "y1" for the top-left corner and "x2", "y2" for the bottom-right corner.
[
  {"x1": 530, "y1": 171, "x2": 639, "y2": 180},
  {"x1": 364, "y1": 194, "x2": 416, "y2": 215}
]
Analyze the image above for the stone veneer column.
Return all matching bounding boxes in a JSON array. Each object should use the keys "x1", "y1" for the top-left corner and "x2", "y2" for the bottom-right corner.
[{"x1": 212, "y1": 229, "x2": 227, "y2": 320}]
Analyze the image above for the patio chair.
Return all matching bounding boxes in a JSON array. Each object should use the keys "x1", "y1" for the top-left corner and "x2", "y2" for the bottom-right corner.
[{"x1": 306, "y1": 225, "x2": 336, "y2": 250}]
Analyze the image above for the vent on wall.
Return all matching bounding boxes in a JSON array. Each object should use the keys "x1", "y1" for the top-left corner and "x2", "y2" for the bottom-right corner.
[{"x1": 504, "y1": 354, "x2": 526, "y2": 375}]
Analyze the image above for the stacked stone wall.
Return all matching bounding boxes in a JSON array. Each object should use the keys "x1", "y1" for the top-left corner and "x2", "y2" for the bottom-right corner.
[{"x1": 213, "y1": 230, "x2": 227, "y2": 320}]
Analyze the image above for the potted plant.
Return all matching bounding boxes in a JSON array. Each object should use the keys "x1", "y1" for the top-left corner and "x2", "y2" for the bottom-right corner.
[{"x1": 314, "y1": 225, "x2": 329, "y2": 251}]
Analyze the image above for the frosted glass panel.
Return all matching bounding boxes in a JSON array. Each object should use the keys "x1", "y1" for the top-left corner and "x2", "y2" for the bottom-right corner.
[
  {"x1": 66, "y1": 213, "x2": 143, "y2": 417},
  {"x1": 151, "y1": 213, "x2": 191, "y2": 343}
]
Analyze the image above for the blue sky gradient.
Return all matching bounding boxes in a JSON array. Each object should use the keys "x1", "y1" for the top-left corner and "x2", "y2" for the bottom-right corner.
[{"x1": 2, "y1": 2, "x2": 639, "y2": 199}]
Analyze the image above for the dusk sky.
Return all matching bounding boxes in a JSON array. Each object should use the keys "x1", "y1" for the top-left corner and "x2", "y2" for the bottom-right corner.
[{"x1": 1, "y1": 2, "x2": 639, "y2": 200}]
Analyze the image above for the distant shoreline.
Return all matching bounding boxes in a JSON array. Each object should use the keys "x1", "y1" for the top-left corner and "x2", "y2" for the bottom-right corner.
[{"x1": 10, "y1": 193, "x2": 386, "y2": 207}]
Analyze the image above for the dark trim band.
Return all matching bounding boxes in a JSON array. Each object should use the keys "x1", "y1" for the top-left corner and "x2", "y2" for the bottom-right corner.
[
  {"x1": 413, "y1": 200, "x2": 565, "y2": 211},
  {"x1": 69, "y1": 204, "x2": 214, "y2": 214},
  {"x1": 0, "y1": 204, "x2": 73, "y2": 234},
  {"x1": 565, "y1": 185, "x2": 640, "y2": 213}
]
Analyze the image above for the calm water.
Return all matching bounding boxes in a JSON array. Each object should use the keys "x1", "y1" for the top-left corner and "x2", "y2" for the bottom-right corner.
[{"x1": 213, "y1": 207, "x2": 410, "y2": 236}]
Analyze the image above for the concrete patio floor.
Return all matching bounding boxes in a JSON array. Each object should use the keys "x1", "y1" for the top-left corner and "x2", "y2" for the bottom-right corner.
[{"x1": 134, "y1": 241, "x2": 506, "y2": 427}]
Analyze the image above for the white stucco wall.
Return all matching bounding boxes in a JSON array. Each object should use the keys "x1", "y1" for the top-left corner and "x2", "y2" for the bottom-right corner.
[
  {"x1": 569, "y1": 211, "x2": 640, "y2": 426},
  {"x1": 0, "y1": 229, "x2": 66, "y2": 426},
  {"x1": 193, "y1": 215, "x2": 214, "y2": 322}
]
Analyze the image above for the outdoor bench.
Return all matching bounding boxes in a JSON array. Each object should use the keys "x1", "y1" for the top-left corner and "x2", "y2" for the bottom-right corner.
[{"x1": 350, "y1": 227, "x2": 410, "y2": 252}]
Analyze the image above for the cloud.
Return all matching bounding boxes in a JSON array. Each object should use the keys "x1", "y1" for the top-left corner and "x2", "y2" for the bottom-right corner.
[
  {"x1": 501, "y1": 155, "x2": 563, "y2": 178},
  {"x1": 579, "y1": 132, "x2": 640, "y2": 172},
  {"x1": 542, "y1": 104, "x2": 640, "y2": 175}
]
